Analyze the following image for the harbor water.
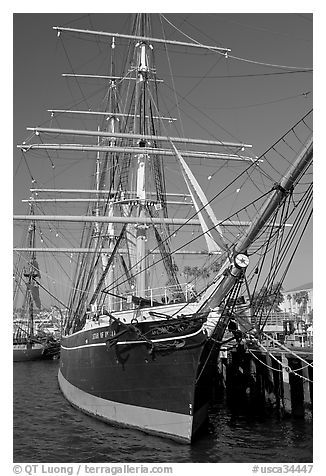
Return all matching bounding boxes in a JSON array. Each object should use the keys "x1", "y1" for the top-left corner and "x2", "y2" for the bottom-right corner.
[{"x1": 13, "y1": 360, "x2": 312, "y2": 463}]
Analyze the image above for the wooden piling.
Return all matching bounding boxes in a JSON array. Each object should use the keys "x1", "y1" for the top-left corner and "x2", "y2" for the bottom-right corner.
[
  {"x1": 281, "y1": 353, "x2": 292, "y2": 415},
  {"x1": 248, "y1": 355, "x2": 257, "y2": 401},
  {"x1": 288, "y1": 358, "x2": 305, "y2": 417},
  {"x1": 215, "y1": 345, "x2": 312, "y2": 421},
  {"x1": 301, "y1": 364, "x2": 312, "y2": 419},
  {"x1": 264, "y1": 354, "x2": 277, "y2": 406},
  {"x1": 217, "y1": 348, "x2": 228, "y2": 388}
]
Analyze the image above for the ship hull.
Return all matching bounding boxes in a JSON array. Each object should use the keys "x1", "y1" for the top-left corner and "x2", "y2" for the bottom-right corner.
[
  {"x1": 13, "y1": 341, "x2": 60, "y2": 362},
  {"x1": 59, "y1": 316, "x2": 218, "y2": 443},
  {"x1": 13, "y1": 343, "x2": 45, "y2": 362}
]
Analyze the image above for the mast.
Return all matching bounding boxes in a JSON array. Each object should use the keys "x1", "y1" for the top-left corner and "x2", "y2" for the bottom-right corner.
[
  {"x1": 93, "y1": 128, "x2": 102, "y2": 309},
  {"x1": 93, "y1": 36, "x2": 120, "y2": 311},
  {"x1": 105, "y1": 116, "x2": 118, "y2": 310},
  {"x1": 27, "y1": 221, "x2": 35, "y2": 338},
  {"x1": 22, "y1": 207, "x2": 38, "y2": 338},
  {"x1": 133, "y1": 14, "x2": 151, "y2": 298}
]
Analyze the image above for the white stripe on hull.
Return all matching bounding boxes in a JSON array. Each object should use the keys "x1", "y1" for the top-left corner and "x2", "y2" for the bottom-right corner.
[
  {"x1": 61, "y1": 326, "x2": 204, "y2": 351},
  {"x1": 58, "y1": 369, "x2": 194, "y2": 443}
]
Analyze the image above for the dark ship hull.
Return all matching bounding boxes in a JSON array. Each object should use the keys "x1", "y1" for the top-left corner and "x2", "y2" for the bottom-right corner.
[{"x1": 59, "y1": 314, "x2": 218, "y2": 443}]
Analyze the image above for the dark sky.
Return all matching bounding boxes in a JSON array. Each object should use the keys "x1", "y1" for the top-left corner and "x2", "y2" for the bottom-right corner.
[{"x1": 12, "y1": 11, "x2": 313, "y2": 299}]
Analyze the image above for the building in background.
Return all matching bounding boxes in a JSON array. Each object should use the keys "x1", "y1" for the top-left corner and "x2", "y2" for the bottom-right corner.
[
  {"x1": 244, "y1": 283, "x2": 313, "y2": 348},
  {"x1": 280, "y1": 282, "x2": 313, "y2": 323}
]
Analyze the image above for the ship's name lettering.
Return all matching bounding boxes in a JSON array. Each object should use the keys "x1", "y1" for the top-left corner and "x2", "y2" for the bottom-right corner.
[
  {"x1": 92, "y1": 331, "x2": 112, "y2": 340},
  {"x1": 151, "y1": 324, "x2": 187, "y2": 335}
]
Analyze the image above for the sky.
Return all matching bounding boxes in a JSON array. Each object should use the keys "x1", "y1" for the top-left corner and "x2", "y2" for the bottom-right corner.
[{"x1": 12, "y1": 10, "x2": 313, "y2": 300}]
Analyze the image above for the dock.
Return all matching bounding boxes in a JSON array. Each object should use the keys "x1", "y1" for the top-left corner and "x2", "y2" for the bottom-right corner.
[{"x1": 216, "y1": 343, "x2": 313, "y2": 419}]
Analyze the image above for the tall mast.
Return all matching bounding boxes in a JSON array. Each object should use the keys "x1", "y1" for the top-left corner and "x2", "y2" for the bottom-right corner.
[
  {"x1": 24, "y1": 206, "x2": 37, "y2": 337},
  {"x1": 133, "y1": 14, "x2": 151, "y2": 298},
  {"x1": 28, "y1": 220, "x2": 35, "y2": 337},
  {"x1": 105, "y1": 37, "x2": 118, "y2": 311},
  {"x1": 94, "y1": 37, "x2": 120, "y2": 311},
  {"x1": 93, "y1": 127, "x2": 102, "y2": 308},
  {"x1": 105, "y1": 116, "x2": 118, "y2": 310}
]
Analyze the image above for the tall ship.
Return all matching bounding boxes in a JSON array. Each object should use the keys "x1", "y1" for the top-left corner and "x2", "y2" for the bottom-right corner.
[
  {"x1": 14, "y1": 14, "x2": 312, "y2": 442},
  {"x1": 13, "y1": 213, "x2": 61, "y2": 361}
]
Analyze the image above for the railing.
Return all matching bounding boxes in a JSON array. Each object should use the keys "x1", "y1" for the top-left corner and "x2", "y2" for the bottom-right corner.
[
  {"x1": 145, "y1": 282, "x2": 195, "y2": 305},
  {"x1": 249, "y1": 312, "x2": 295, "y2": 326},
  {"x1": 102, "y1": 282, "x2": 196, "y2": 312}
]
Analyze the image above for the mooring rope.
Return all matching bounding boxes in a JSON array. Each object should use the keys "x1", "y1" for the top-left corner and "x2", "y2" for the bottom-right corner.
[
  {"x1": 247, "y1": 347, "x2": 283, "y2": 373},
  {"x1": 248, "y1": 347, "x2": 312, "y2": 374},
  {"x1": 250, "y1": 340, "x2": 313, "y2": 383},
  {"x1": 261, "y1": 332, "x2": 313, "y2": 368}
]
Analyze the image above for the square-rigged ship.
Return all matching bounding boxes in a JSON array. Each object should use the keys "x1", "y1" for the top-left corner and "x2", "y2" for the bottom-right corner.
[
  {"x1": 13, "y1": 219, "x2": 61, "y2": 362},
  {"x1": 14, "y1": 14, "x2": 312, "y2": 442}
]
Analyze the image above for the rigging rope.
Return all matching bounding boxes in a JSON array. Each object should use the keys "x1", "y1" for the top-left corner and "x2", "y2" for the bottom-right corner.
[
  {"x1": 204, "y1": 91, "x2": 312, "y2": 111},
  {"x1": 102, "y1": 123, "x2": 311, "y2": 295},
  {"x1": 160, "y1": 14, "x2": 312, "y2": 71},
  {"x1": 102, "y1": 188, "x2": 271, "y2": 294},
  {"x1": 173, "y1": 70, "x2": 312, "y2": 79}
]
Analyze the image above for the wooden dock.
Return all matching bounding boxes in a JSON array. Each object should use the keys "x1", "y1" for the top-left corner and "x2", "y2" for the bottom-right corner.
[{"x1": 216, "y1": 344, "x2": 313, "y2": 419}]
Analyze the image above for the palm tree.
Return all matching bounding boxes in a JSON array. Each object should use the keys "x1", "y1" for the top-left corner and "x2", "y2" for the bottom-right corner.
[
  {"x1": 183, "y1": 266, "x2": 193, "y2": 283},
  {"x1": 209, "y1": 260, "x2": 222, "y2": 273},
  {"x1": 252, "y1": 282, "x2": 284, "y2": 313},
  {"x1": 294, "y1": 291, "x2": 309, "y2": 319},
  {"x1": 190, "y1": 266, "x2": 201, "y2": 286},
  {"x1": 200, "y1": 268, "x2": 211, "y2": 286},
  {"x1": 287, "y1": 294, "x2": 293, "y2": 314},
  {"x1": 183, "y1": 265, "x2": 211, "y2": 287}
]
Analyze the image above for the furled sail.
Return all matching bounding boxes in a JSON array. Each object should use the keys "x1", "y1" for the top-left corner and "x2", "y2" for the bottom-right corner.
[
  {"x1": 171, "y1": 141, "x2": 227, "y2": 253},
  {"x1": 27, "y1": 283, "x2": 41, "y2": 309}
]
